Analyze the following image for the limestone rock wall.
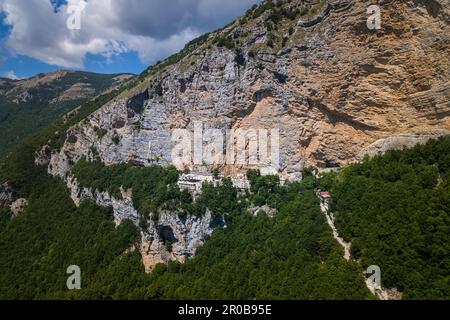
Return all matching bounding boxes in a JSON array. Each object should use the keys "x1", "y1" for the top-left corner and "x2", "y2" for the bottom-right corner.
[
  {"x1": 356, "y1": 130, "x2": 450, "y2": 160},
  {"x1": 64, "y1": 175, "x2": 220, "y2": 271},
  {"x1": 49, "y1": 0, "x2": 449, "y2": 180},
  {"x1": 141, "y1": 210, "x2": 224, "y2": 272}
]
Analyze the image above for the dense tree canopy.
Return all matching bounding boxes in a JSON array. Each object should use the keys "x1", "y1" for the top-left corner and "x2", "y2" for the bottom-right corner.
[
  {"x1": 322, "y1": 137, "x2": 450, "y2": 299},
  {"x1": 0, "y1": 142, "x2": 372, "y2": 299}
]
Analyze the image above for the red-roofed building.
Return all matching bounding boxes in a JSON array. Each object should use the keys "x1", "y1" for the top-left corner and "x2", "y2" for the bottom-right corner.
[{"x1": 320, "y1": 191, "x2": 331, "y2": 201}]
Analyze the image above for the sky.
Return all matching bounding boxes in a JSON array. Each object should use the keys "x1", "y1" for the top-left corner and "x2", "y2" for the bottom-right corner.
[{"x1": 0, "y1": 0, "x2": 260, "y2": 79}]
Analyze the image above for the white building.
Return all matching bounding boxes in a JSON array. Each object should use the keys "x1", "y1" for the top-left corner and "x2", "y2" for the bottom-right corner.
[
  {"x1": 177, "y1": 172, "x2": 252, "y2": 192},
  {"x1": 177, "y1": 173, "x2": 217, "y2": 192},
  {"x1": 177, "y1": 172, "x2": 290, "y2": 193}
]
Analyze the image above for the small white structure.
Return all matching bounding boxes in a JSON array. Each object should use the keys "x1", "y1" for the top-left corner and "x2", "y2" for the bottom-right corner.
[
  {"x1": 177, "y1": 181, "x2": 198, "y2": 191},
  {"x1": 177, "y1": 171, "x2": 296, "y2": 193},
  {"x1": 177, "y1": 173, "x2": 217, "y2": 192},
  {"x1": 177, "y1": 172, "x2": 252, "y2": 192}
]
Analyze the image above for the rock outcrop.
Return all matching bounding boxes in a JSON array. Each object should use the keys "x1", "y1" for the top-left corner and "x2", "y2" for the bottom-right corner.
[
  {"x1": 357, "y1": 130, "x2": 450, "y2": 160},
  {"x1": 141, "y1": 210, "x2": 225, "y2": 272},
  {"x1": 66, "y1": 176, "x2": 140, "y2": 225},
  {"x1": 49, "y1": 0, "x2": 449, "y2": 181},
  {"x1": 0, "y1": 183, "x2": 27, "y2": 218},
  {"x1": 9, "y1": 198, "x2": 28, "y2": 218},
  {"x1": 63, "y1": 175, "x2": 222, "y2": 271},
  {"x1": 298, "y1": 0, "x2": 356, "y2": 28},
  {"x1": 249, "y1": 204, "x2": 278, "y2": 217}
]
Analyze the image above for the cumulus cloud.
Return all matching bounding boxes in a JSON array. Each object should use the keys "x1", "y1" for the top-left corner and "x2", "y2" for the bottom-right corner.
[
  {"x1": 3, "y1": 70, "x2": 20, "y2": 79},
  {"x1": 0, "y1": 0, "x2": 259, "y2": 69},
  {"x1": 0, "y1": 46, "x2": 7, "y2": 65}
]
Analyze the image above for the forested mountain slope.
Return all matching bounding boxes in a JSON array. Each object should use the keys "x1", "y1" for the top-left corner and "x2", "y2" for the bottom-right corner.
[
  {"x1": 0, "y1": 0, "x2": 448, "y2": 300},
  {"x1": 0, "y1": 71, "x2": 133, "y2": 156},
  {"x1": 321, "y1": 136, "x2": 450, "y2": 299},
  {"x1": 1, "y1": 135, "x2": 448, "y2": 299}
]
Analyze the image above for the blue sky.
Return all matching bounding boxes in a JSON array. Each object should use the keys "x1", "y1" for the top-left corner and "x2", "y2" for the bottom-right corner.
[
  {"x1": 0, "y1": 0, "x2": 259, "y2": 79},
  {"x1": 0, "y1": 4, "x2": 148, "y2": 78}
]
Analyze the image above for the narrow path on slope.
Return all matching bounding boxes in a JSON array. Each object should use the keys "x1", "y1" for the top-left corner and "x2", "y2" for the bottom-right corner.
[
  {"x1": 317, "y1": 194, "x2": 403, "y2": 300},
  {"x1": 319, "y1": 201, "x2": 351, "y2": 261}
]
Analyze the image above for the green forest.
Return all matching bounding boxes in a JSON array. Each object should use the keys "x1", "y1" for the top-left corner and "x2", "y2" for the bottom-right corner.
[
  {"x1": 64, "y1": 159, "x2": 374, "y2": 299},
  {"x1": 321, "y1": 136, "x2": 450, "y2": 299},
  {"x1": 0, "y1": 72, "x2": 127, "y2": 157},
  {"x1": 0, "y1": 130, "x2": 372, "y2": 299},
  {"x1": 75, "y1": 179, "x2": 372, "y2": 300}
]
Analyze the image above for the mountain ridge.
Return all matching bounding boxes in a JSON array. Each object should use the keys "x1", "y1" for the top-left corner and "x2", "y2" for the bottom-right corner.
[{"x1": 0, "y1": 70, "x2": 135, "y2": 156}]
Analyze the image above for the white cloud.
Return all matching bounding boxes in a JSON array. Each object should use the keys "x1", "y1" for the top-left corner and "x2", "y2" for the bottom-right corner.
[
  {"x1": 3, "y1": 70, "x2": 20, "y2": 79},
  {"x1": 0, "y1": 0, "x2": 259, "y2": 69}
]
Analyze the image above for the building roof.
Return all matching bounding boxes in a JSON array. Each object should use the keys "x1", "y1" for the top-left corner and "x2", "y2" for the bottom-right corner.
[{"x1": 320, "y1": 191, "x2": 331, "y2": 198}]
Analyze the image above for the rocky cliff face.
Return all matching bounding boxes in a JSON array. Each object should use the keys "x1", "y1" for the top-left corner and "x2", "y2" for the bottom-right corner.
[
  {"x1": 140, "y1": 210, "x2": 224, "y2": 272},
  {"x1": 62, "y1": 175, "x2": 222, "y2": 271},
  {"x1": 45, "y1": 0, "x2": 449, "y2": 269},
  {"x1": 49, "y1": 0, "x2": 449, "y2": 180},
  {"x1": 0, "y1": 183, "x2": 27, "y2": 218}
]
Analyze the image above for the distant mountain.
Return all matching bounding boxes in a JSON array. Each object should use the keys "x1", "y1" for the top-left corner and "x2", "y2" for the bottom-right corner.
[{"x1": 0, "y1": 71, "x2": 134, "y2": 156}]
